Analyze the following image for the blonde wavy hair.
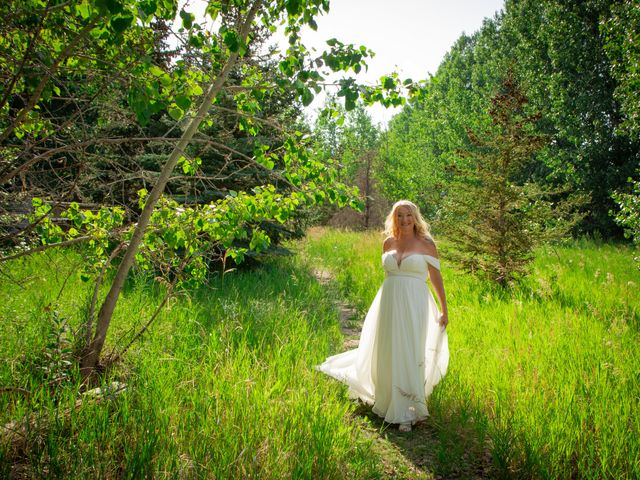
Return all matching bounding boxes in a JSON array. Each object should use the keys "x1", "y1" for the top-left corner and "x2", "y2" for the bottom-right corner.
[{"x1": 384, "y1": 200, "x2": 433, "y2": 241}]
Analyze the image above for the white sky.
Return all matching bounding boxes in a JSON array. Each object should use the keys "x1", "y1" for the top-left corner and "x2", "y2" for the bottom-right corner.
[{"x1": 296, "y1": 0, "x2": 505, "y2": 126}]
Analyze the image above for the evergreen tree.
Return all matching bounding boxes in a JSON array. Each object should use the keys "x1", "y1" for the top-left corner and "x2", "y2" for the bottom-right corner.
[{"x1": 442, "y1": 72, "x2": 584, "y2": 285}]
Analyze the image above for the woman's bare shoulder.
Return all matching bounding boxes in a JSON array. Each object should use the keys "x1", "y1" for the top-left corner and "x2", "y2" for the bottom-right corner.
[
  {"x1": 418, "y1": 236, "x2": 438, "y2": 257},
  {"x1": 383, "y1": 236, "x2": 396, "y2": 253}
]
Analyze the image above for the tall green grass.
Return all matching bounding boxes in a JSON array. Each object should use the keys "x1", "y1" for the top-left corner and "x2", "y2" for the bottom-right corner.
[
  {"x1": 0, "y1": 248, "x2": 383, "y2": 478},
  {"x1": 2, "y1": 230, "x2": 638, "y2": 478},
  {"x1": 303, "y1": 228, "x2": 640, "y2": 478}
]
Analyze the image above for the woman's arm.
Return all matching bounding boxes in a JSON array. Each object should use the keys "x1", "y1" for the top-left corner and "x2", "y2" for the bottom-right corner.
[
  {"x1": 421, "y1": 237, "x2": 448, "y2": 327},
  {"x1": 428, "y1": 264, "x2": 449, "y2": 328}
]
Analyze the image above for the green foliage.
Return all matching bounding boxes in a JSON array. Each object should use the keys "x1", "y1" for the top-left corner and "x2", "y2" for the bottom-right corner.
[
  {"x1": 24, "y1": 146, "x2": 361, "y2": 289},
  {"x1": 441, "y1": 73, "x2": 584, "y2": 285},
  {"x1": 383, "y1": 0, "x2": 640, "y2": 236},
  {"x1": 601, "y1": 0, "x2": 640, "y2": 140},
  {"x1": 611, "y1": 175, "x2": 640, "y2": 263},
  {"x1": 380, "y1": 26, "x2": 502, "y2": 219},
  {"x1": 310, "y1": 97, "x2": 384, "y2": 227},
  {"x1": 497, "y1": 0, "x2": 640, "y2": 235},
  {"x1": 314, "y1": 97, "x2": 380, "y2": 179},
  {"x1": 1, "y1": 0, "x2": 408, "y2": 268},
  {"x1": 28, "y1": 198, "x2": 125, "y2": 276}
]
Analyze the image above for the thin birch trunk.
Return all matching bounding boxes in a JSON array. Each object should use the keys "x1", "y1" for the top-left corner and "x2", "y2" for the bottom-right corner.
[{"x1": 80, "y1": 1, "x2": 263, "y2": 376}]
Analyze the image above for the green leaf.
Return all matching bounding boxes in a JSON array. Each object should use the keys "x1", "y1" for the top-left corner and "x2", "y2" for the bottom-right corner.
[
  {"x1": 189, "y1": 33, "x2": 204, "y2": 48},
  {"x1": 76, "y1": 1, "x2": 92, "y2": 19},
  {"x1": 286, "y1": 0, "x2": 301, "y2": 16},
  {"x1": 149, "y1": 65, "x2": 164, "y2": 77},
  {"x1": 110, "y1": 14, "x2": 134, "y2": 33},
  {"x1": 223, "y1": 30, "x2": 240, "y2": 52},
  {"x1": 274, "y1": 209, "x2": 289, "y2": 223},
  {"x1": 168, "y1": 104, "x2": 184, "y2": 120},
  {"x1": 345, "y1": 97, "x2": 356, "y2": 111},
  {"x1": 382, "y1": 76, "x2": 395, "y2": 89},
  {"x1": 160, "y1": 73, "x2": 172, "y2": 87},
  {"x1": 138, "y1": 0, "x2": 158, "y2": 17},
  {"x1": 188, "y1": 84, "x2": 204, "y2": 96},
  {"x1": 175, "y1": 94, "x2": 191, "y2": 111},
  {"x1": 95, "y1": 0, "x2": 124, "y2": 14},
  {"x1": 180, "y1": 9, "x2": 195, "y2": 30},
  {"x1": 301, "y1": 88, "x2": 314, "y2": 106}
]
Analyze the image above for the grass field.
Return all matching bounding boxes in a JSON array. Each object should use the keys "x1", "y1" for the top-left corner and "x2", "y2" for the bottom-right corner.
[
  {"x1": 0, "y1": 245, "x2": 382, "y2": 478},
  {"x1": 304, "y1": 228, "x2": 640, "y2": 479},
  {"x1": 1, "y1": 228, "x2": 639, "y2": 478}
]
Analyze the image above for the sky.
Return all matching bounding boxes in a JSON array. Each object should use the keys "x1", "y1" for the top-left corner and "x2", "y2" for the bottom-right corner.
[{"x1": 295, "y1": 0, "x2": 505, "y2": 126}]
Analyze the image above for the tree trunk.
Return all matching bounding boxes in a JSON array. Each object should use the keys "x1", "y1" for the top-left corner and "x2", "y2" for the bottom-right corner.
[
  {"x1": 80, "y1": 2, "x2": 262, "y2": 377},
  {"x1": 364, "y1": 150, "x2": 372, "y2": 229}
]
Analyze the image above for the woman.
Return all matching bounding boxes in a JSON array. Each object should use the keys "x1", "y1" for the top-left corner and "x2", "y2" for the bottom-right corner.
[{"x1": 317, "y1": 200, "x2": 449, "y2": 432}]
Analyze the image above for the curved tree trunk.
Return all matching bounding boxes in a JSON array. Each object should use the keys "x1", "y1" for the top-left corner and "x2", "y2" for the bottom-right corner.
[{"x1": 80, "y1": 1, "x2": 263, "y2": 378}]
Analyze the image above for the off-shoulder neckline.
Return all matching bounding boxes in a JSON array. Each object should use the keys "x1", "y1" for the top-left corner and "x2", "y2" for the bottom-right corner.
[{"x1": 384, "y1": 250, "x2": 439, "y2": 268}]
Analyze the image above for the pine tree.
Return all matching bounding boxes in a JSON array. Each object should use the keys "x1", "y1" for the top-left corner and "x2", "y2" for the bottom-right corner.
[{"x1": 442, "y1": 71, "x2": 584, "y2": 285}]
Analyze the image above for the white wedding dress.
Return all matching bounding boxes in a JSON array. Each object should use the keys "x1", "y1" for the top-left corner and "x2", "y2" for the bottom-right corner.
[{"x1": 317, "y1": 251, "x2": 449, "y2": 425}]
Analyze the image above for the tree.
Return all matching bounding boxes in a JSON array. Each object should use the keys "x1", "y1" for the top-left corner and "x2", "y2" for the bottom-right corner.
[
  {"x1": 384, "y1": 0, "x2": 640, "y2": 237},
  {"x1": 500, "y1": 0, "x2": 639, "y2": 236},
  {"x1": 600, "y1": 2, "x2": 640, "y2": 264},
  {"x1": 1, "y1": 0, "x2": 417, "y2": 378},
  {"x1": 442, "y1": 72, "x2": 583, "y2": 286},
  {"x1": 312, "y1": 98, "x2": 385, "y2": 228},
  {"x1": 380, "y1": 19, "x2": 504, "y2": 220},
  {"x1": 601, "y1": 0, "x2": 640, "y2": 141},
  {"x1": 611, "y1": 176, "x2": 640, "y2": 265}
]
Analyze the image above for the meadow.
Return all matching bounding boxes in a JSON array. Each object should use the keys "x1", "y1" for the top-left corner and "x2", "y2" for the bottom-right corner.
[
  {"x1": 304, "y1": 228, "x2": 640, "y2": 478},
  {"x1": 1, "y1": 228, "x2": 639, "y2": 478}
]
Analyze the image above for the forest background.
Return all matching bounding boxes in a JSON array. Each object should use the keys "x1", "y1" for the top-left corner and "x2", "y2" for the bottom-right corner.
[{"x1": 1, "y1": 0, "x2": 639, "y2": 478}]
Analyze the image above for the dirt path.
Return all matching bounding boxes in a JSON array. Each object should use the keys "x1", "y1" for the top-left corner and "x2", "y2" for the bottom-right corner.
[{"x1": 312, "y1": 268, "x2": 360, "y2": 349}]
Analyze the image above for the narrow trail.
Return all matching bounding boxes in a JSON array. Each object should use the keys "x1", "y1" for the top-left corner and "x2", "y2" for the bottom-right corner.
[{"x1": 312, "y1": 268, "x2": 360, "y2": 349}]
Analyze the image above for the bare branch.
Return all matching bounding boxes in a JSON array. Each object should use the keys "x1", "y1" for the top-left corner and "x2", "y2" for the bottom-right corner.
[{"x1": 0, "y1": 236, "x2": 92, "y2": 263}]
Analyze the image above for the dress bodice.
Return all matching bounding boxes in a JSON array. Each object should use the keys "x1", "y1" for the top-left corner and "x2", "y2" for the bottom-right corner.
[{"x1": 382, "y1": 251, "x2": 440, "y2": 280}]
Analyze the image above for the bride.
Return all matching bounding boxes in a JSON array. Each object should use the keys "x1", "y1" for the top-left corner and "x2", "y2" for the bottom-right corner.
[{"x1": 317, "y1": 200, "x2": 449, "y2": 432}]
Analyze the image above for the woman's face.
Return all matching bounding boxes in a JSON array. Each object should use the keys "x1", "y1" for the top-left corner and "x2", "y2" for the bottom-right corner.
[{"x1": 396, "y1": 206, "x2": 415, "y2": 233}]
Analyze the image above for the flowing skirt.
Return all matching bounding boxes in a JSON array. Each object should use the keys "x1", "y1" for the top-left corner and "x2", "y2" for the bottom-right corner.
[{"x1": 318, "y1": 275, "x2": 449, "y2": 424}]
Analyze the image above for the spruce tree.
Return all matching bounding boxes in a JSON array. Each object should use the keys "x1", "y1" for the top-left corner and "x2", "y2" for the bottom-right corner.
[{"x1": 442, "y1": 71, "x2": 584, "y2": 285}]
